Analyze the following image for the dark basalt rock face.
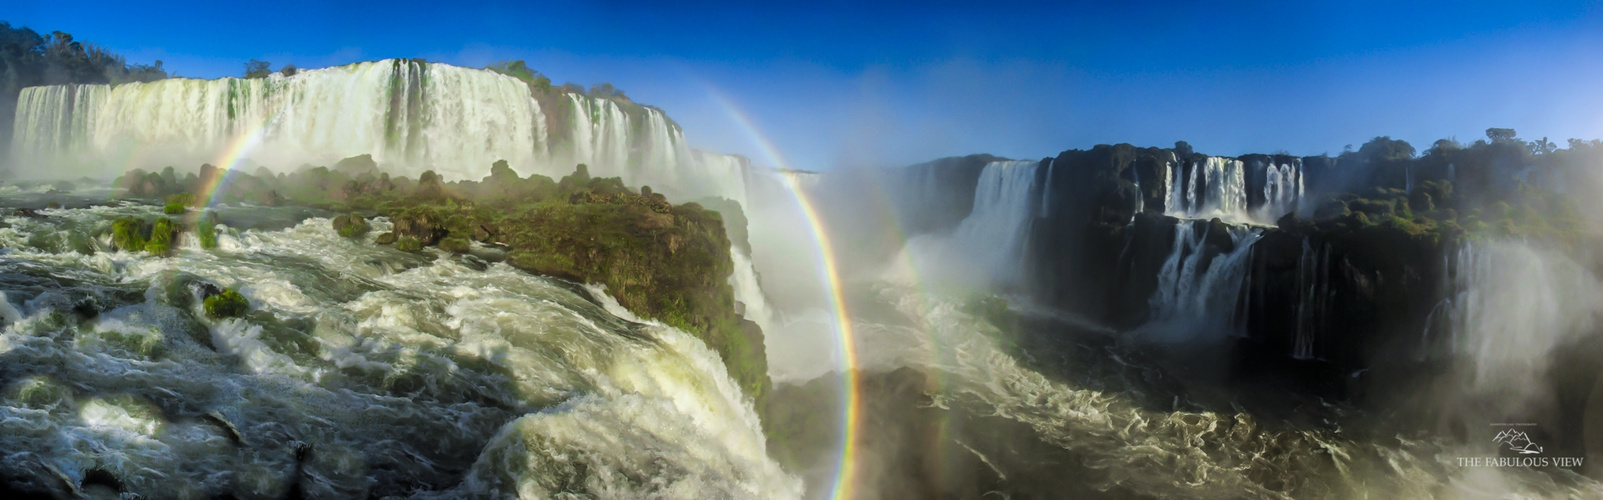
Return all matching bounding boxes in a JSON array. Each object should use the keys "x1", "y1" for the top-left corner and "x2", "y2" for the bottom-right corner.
[
  {"x1": 1232, "y1": 220, "x2": 1452, "y2": 398},
  {"x1": 1029, "y1": 144, "x2": 1151, "y2": 321},
  {"x1": 1107, "y1": 212, "x2": 1180, "y2": 328},
  {"x1": 891, "y1": 154, "x2": 1002, "y2": 237},
  {"x1": 1018, "y1": 142, "x2": 1466, "y2": 400}
]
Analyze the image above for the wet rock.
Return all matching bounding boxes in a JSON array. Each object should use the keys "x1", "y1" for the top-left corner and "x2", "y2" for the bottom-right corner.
[
  {"x1": 203, "y1": 289, "x2": 249, "y2": 319},
  {"x1": 188, "y1": 281, "x2": 224, "y2": 302},
  {"x1": 439, "y1": 237, "x2": 471, "y2": 254},
  {"x1": 390, "y1": 209, "x2": 446, "y2": 246},
  {"x1": 332, "y1": 213, "x2": 370, "y2": 238}
]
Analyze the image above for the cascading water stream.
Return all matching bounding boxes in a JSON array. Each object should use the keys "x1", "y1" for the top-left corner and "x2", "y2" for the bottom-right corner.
[
  {"x1": 11, "y1": 60, "x2": 548, "y2": 180},
  {"x1": 1163, "y1": 157, "x2": 1302, "y2": 224},
  {"x1": 888, "y1": 160, "x2": 1040, "y2": 290},
  {"x1": 0, "y1": 201, "x2": 801, "y2": 498},
  {"x1": 1292, "y1": 237, "x2": 1333, "y2": 360},
  {"x1": 12, "y1": 62, "x2": 761, "y2": 232},
  {"x1": 1148, "y1": 220, "x2": 1263, "y2": 336},
  {"x1": 1436, "y1": 241, "x2": 1603, "y2": 391}
]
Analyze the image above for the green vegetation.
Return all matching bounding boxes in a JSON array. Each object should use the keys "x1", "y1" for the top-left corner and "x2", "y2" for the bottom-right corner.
[
  {"x1": 394, "y1": 236, "x2": 422, "y2": 252},
  {"x1": 486, "y1": 60, "x2": 551, "y2": 93},
  {"x1": 105, "y1": 155, "x2": 771, "y2": 401},
  {"x1": 110, "y1": 218, "x2": 147, "y2": 252},
  {"x1": 1296, "y1": 130, "x2": 1595, "y2": 251},
  {"x1": 146, "y1": 217, "x2": 178, "y2": 256},
  {"x1": 204, "y1": 289, "x2": 249, "y2": 319},
  {"x1": 197, "y1": 212, "x2": 219, "y2": 249},
  {"x1": 0, "y1": 23, "x2": 168, "y2": 174},
  {"x1": 439, "y1": 236, "x2": 470, "y2": 253},
  {"x1": 163, "y1": 202, "x2": 185, "y2": 214},
  {"x1": 332, "y1": 213, "x2": 370, "y2": 238},
  {"x1": 244, "y1": 59, "x2": 272, "y2": 79},
  {"x1": 165, "y1": 193, "x2": 196, "y2": 207}
]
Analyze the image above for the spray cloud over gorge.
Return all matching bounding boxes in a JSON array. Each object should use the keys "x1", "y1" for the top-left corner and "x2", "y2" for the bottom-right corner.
[{"x1": 3, "y1": 10, "x2": 1603, "y2": 499}]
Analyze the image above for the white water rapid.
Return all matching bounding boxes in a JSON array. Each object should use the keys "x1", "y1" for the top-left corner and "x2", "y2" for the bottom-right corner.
[{"x1": 0, "y1": 199, "x2": 801, "y2": 499}]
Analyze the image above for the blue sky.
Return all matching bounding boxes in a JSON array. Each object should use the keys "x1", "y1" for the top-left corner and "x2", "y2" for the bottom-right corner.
[{"x1": 11, "y1": 1, "x2": 1603, "y2": 170}]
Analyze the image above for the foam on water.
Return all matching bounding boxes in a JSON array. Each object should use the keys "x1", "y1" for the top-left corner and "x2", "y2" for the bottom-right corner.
[{"x1": 0, "y1": 204, "x2": 800, "y2": 498}]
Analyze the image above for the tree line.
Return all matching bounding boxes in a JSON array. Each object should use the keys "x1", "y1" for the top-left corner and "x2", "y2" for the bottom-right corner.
[{"x1": 1, "y1": 21, "x2": 170, "y2": 171}]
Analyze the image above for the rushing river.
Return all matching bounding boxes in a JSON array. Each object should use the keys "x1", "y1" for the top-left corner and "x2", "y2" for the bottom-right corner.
[{"x1": 0, "y1": 188, "x2": 800, "y2": 499}]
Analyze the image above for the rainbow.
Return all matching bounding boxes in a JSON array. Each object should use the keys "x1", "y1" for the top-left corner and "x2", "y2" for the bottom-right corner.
[
  {"x1": 703, "y1": 88, "x2": 865, "y2": 499},
  {"x1": 195, "y1": 114, "x2": 278, "y2": 207}
]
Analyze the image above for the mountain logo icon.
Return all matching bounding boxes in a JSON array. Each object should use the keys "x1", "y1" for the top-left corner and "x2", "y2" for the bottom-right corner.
[{"x1": 1493, "y1": 429, "x2": 1544, "y2": 455}]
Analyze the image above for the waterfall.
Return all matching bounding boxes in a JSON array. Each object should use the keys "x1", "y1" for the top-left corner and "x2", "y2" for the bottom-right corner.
[
  {"x1": 1438, "y1": 241, "x2": 1603, "y2": 389},
  {"x1": 729, "y1": 245, "x2": 777, "y2": 335},
  {"x1": 1148, "y1": 220, "x2": 1263, "y2": 334},
  {"x1": 1166, "y1": 157, "x2": 1246, "y2": 220},
  {"x1": 681, "y1": 150, "x2": 752, "y2": 208},
  {"x1": 1132, "y1": 163, "x2": 1144, "y2": 216},
  {"x1": 1261, "y1": 162, "x2": 1302, "y2": 222},
  {"x1": 562, "y1": 93, "x2": 632, "y2": 174},
  {"x1": 898, "y1": 160, "x2": 1039, "y2": 289},
  {"x1": 1158, "y1": 159, "x2": 1174, "y2": 215},
  {"x1": 11, "y1": 60, "x2": 547, "y2": 180},
  {"x1": 953, "y1": 160, "x2": 1041, "y2": 280},
  {"x1": 12, "y1": 59, "x2": 765, "y2": 237},
  {"x1": 1039, "y1": 158, "x2": 1054, "y2": 213},
  {"x1": 1292, "y1": 237, "x2": 1332, "y2": 360},
  {"x1": 1163, "y1": 157, "x2": 1301, "y2": 224}
]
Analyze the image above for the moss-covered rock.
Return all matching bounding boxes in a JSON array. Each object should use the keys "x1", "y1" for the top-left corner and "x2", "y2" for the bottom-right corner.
[
  {"x1": 498, "y1": 194, "x2": 768, "y2": 398},
  {"x1": 439, "y1": 236, "x2": 471, "y2": 254},
  {"x1": 97, "y1": 160, "x2": 772, "y2": 403},
  {"x1": 146, "y1": 217, "x2": 179, "y2": 256},
  {"x1": 332, "y1": 213, "x2": 370, "y2": 238},
  {"x1": 163, "y1": 202, "x2": 186, "y2": 214},
  {"x1": 395, "y1": 236, "x2": 422, "y2": 252},
  {"x1": 204, "y1": 288, "x2": 249, "y2": 319},
  {"x1": 390, "y1": 207, "x2": 448, "y2": 246},
  {"x1": 196, "y1": 212, "x2": 220, "y2": 250},
  {"x1": 110, "y1": 218, "x2": 148, "y2": 252},
  {"x1": 165, "y1": 192, "x2": 196, "y2": 207}
]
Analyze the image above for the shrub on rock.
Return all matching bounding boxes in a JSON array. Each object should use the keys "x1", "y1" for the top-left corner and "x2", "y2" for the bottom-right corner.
[
  {"x1": 146, "y1": 217, "x2": 179, "y2": 256},
  {"x1": 204, "y1": 288, "x2": 248, "y2": 318},
  {"x1": 332, "y1": 213, "x2": 370, "y2": 238},
  {"x1": 395, "y1": 236, "x2": 422, "y2": 252},
  {"x1": 110, "y1": 218, "x2": 148, "y2": 252}
]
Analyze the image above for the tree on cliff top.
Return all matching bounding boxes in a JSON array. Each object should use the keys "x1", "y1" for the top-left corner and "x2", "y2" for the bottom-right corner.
[
  {"x1": 244, "y1": 59, "x2": 271, "y2": 79},
  {"x1": 1486, "y1": 127, "x2": 1518, "y2": 143},
  {"x1": 487, "y1": 60, "x2": 551, "y2": 93}
]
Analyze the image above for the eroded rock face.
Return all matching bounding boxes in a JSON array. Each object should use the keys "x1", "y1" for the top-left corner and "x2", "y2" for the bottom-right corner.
[{"x1": 390, "y1": 210, "x2": 447, "y2": 246}]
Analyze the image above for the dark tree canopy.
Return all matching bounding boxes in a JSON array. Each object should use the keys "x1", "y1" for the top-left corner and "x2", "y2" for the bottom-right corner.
[
  {"x1": 487, "y1": 60, "x2": 551, "y2": 93},
  {"x1": 1357, "y1": 136, "x2": 1416, "y2": 162},
  {"x1": 244, "y1": 59, "x2": 272, "y2": 79},
  {"x1": 1, "y1": 21, "x2": 169, "y2": 169},
  {"x1": 588, "y1": 82, "x2": 626, "y2": 100},
  {"x1": 1486, "y1": 127, "x2": 1517, "y2": 142}
]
